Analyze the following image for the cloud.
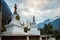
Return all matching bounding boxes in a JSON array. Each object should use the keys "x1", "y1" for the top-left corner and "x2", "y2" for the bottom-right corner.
[
  {"x1": 43, "y1": 0, "x2": 60, "y2": 10},
  {"x1": 5, "y1": 0, "x2": 60, "y2": 24}
]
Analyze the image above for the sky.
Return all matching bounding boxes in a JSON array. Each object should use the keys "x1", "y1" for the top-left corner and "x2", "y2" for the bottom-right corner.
[{"x1": 5, "y1": 0, "x2": 60, "y2": 24}]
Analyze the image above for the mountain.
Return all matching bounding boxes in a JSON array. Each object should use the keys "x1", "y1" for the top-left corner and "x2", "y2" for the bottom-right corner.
[
  {"x1": 37, "y1": 17, "x2": 60, "y2": 31},
  {"x1": 51, "y1": 18, "x2": 60, "y2": 31},
  {"x1": 37, "y1": 19, "x2": 50, "y2": 28},
  {"x1": 50, "y1": 16, "x2": 60, "y2": 22}
]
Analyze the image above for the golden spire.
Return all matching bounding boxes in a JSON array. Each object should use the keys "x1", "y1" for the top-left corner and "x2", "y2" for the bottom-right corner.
[
  {"x1": 14, "y1": 4, "x2": 20, "y2": 20},
  {"x1": 14, "y1": 4, "x2": 17, "y2": 14}
]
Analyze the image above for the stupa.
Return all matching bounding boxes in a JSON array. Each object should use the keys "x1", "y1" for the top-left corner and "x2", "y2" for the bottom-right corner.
[
  {"x1": 3, "y1": 4, "x2": 26, "y2": 35},
  {"x1": 28, "y1": 16, "x2": 40, "y2": 35}
]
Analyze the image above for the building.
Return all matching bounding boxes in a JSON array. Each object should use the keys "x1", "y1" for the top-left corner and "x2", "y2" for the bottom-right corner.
[{"x1": 0, "y1": 0, "x2": 12, "y2": 32}]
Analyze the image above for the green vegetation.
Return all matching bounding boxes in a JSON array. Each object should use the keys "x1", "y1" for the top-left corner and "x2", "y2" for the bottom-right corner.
[{"x1": 39, "y1": 23, "x2": 60, "y2": 37}]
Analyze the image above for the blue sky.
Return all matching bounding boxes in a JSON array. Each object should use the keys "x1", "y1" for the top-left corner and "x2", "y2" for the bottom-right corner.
[{"x1": 5, "y1": 0, "x2": 60, "y2": 24}]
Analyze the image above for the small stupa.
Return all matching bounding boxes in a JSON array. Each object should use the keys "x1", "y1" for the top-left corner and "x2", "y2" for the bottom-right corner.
[
  {"x1": 28, "y1": 16, "x2": 40, "y2": 35},
  {"x1": 3, "y1": 4, "x2": 26, "y2": 35}
]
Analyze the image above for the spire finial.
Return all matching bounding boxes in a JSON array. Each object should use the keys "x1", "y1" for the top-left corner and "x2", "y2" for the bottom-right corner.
[
  {"x1": 14, "y1": 4, "x2": 17, "y2": 14},
  {"x1": 33, "y1": 16, "x2": 35, "y2": 22}
]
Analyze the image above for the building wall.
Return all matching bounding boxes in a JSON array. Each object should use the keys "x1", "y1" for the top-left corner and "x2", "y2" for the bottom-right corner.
[
  {"x1": 2, "y1": 36, "x2": 26, "y2": 40},
  {"x1": 0, "y1": 11, "x2": 1, "y2": 31},
  {"x1": 1, "y1": 36, "x2": 40, "y2": 40},
  {"x1": 0, "y1": 0, "x2": 12, "y2": 32},
  {"x1": 0, "y1": 0, "x2": 2, "y2": 32},
  {"x1": 1, "y1": 0, "x2": 12, "y2": 25}
]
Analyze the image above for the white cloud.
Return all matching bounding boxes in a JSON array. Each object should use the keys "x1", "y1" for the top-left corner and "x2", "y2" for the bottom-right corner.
[{"x1": 5, "y1": 0, "x2": 60, "y2": 24}]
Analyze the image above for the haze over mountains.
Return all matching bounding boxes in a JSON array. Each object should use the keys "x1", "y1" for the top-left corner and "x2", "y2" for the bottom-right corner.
[{"x1": 37, "y1": 16, "x2": 60, "y2": 31}]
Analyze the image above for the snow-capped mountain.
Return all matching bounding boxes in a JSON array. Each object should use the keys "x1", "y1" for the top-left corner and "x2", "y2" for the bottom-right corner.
[
  {"x1": 50, "y1": 16, "x2": 60, "y2": 22},
  {"x1": 51, "y1": 18, "x2": 60, "y2": 31},
  {"x1": 37, "y1": 16, "x2": 60, "y2": 31},
  {"x1": 37, "y1": 19, "x2": 51, "y2": 28}
]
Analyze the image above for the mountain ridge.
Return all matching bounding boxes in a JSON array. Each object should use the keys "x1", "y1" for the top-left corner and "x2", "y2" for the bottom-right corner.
[{"x1": 37, "y1": 16, "x2": 60, "y2": 31}]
